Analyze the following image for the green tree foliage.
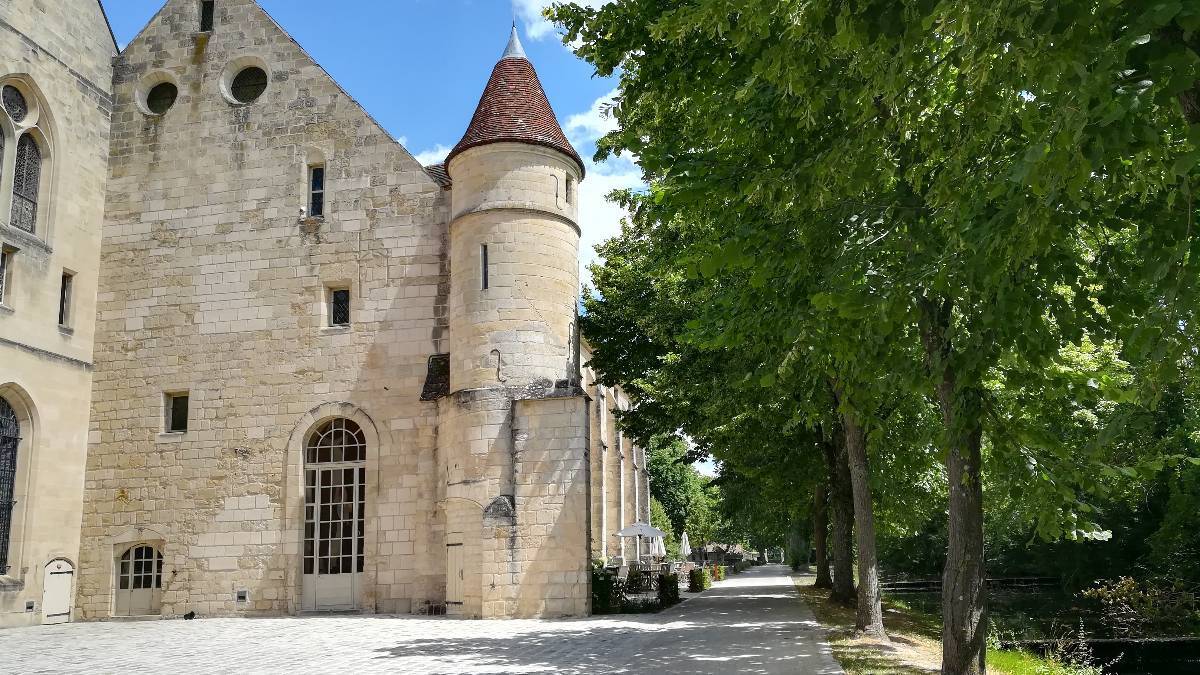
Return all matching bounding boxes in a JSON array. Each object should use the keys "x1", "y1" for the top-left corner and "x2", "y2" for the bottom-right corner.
[
  {"x1": 649, "y1": 497, "x2": 681, "y2": 559},
  {"x1": 644, "y1": 435, "x2": 707, "y2": 537},
  {"x1": 550, "y1": 1, "x2": 1200, "y2": 672}
]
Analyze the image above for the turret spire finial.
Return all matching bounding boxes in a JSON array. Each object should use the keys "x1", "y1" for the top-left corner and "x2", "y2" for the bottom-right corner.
[{"x1": 502, "y1": 24, "x2": 526, "y2": 60}]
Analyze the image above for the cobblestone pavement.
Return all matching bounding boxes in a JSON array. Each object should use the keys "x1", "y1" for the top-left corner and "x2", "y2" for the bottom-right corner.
[{"x1": 1, "y1": 564, "x2": 842, "y2": 674}]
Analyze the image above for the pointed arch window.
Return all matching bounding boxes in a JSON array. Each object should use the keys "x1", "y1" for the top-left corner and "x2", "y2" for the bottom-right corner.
[
  {"x1": 11, "y1": 135, "x2": 40, "y2": 233},
  {"x1": 0, "y1": 397, "x2": 19, "y2": 575}
]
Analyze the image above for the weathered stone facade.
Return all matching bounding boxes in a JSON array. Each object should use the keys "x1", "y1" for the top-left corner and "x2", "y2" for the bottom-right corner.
[
  {"x1": 0, "y1": 0, "x2": 650, "y2": 625},
  {"x1": 0, "y1": 0, "x2": 116, "y2": 629}
]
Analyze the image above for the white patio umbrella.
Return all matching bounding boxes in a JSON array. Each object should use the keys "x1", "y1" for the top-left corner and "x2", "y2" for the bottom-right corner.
[
  {"x1": 679, "y1": 532, "x2": 692, "y2": 560},
  {"x1": 651, "y1": 535, "x2": 667, "y2": 557},
  {"x1": 617, "y1": 522, "x2": 666, "y2": 561}
]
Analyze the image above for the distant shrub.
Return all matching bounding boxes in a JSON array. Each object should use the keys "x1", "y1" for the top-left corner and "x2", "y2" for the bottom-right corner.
[
  {"x1": 689, "y1": 567, "x2": 712, "y2": 592},
  {"x1": 1082, "y1": 576, "x2": 1199, "y2": 637},
  {"x1": 658, "y1": 573, "x2": 681, "y2": 607}
]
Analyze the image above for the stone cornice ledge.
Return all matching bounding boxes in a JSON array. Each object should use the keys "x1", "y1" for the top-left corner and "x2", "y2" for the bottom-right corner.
[{"x1": 0, "y1": 335, "x2": 93, "y2": 370}]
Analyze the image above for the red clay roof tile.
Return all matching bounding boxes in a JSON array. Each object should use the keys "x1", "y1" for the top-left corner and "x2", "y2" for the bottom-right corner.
[{"x1": 446, "y1": 34, "x2": 585, "y2": 178}]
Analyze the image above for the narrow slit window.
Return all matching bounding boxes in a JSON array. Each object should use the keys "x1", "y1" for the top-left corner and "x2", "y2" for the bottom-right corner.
[
  {"x1": 565, "y1": 176, "x2": 574, "y2": 205},
  {"x1": 480, "y1": 244, "x2": 489, "y2": 290},
  {"x1": 309, "y1": 165, "x2": 325, "y2": 217},
  {"x1": 329, "y1": 288, "x2": 350, "y2": 326},
  {"x1": 58, "y1": 271, "x2": 73, "y2": 327},
  {"x1": 200, "y1": 1, "x2": 215, "y2": 31},
  {"x1": 0, "y1": 248, "x2": 13, "y2": 306},
  {"x1": 166, "y1": 392, "x2": 189, "y2": 433}
]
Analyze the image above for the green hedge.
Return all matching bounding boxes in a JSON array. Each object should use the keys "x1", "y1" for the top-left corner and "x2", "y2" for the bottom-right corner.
[
  {"x1": 658, "y1": 573, "x2": 681, "y2": 607},
  {"x1": 592, "y1": 568, "x2": 625, "y2": 614},
  {"x1": 732, "y1": 561, "x2": 753, "y2": 574},
  {"x1": 689, "y1": 567, "x2": 712, "y2": 592}
]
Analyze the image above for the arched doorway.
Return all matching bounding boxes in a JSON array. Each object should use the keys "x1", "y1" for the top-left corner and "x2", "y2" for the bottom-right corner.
[
  {"x1": 113, "y1": 544, "x2": 162, "y2": 616},
  {"x1": 41, "y1": 558, "x2": 74, "y2": 624},
  {"x1": 301, "y1": 418, "x2": 365, "y2": 611},
  {"x1": 0, "y1": 396, "x2": 19, "y2": 576}
]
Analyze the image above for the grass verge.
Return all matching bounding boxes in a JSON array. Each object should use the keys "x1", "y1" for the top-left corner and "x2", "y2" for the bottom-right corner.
[{"x1": 793, "y1": 577, "x2": 1082, "y2": 675}]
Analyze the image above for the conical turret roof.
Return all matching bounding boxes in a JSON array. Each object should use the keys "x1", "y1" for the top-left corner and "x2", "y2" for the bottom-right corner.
[{"x1": 446, "y1": 26, "x2": 585, "y2": 177}]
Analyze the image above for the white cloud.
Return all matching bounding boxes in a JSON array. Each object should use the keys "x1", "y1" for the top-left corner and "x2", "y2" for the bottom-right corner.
[
  {"x1": 577, "y1": 155, "x2": 642, "y2": 289},
  {"x1": 565, "y1": 88, "x2": 619, "y2": 148},
  {"x1": 568, "y1": 89, "x2": 644, "y2": 290},
  {"x1": 512, "y1": 0, "x2": 613, "y2": 41},
  {"x1": 413, "y1": 144, "x2": 451, "y2": 166}
]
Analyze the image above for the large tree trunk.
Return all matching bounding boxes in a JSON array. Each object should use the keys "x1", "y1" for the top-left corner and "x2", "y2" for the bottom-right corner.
[
  {"x1": 821, "y1": 428, "x2": 856, "y2": 606},
  {"x1": 839, "y1": 407, "x2": 887, "y2": 638},
  {"x1": 813, "y1": 482, "x2": 832, "y2": 589},
  {"x1": 920, "y1": 296, "x2": 987, "y2": 675}
]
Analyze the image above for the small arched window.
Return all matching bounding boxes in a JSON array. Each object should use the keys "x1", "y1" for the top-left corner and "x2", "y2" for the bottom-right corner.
[
  {"x1": 11, "y1": 135, "x2": 41, "y2": 233},
  {"x1": 0, "y1": 397, "x2": 21, "y2": 575},
  {"x1": 118, "y1": 544, "x2": 163, "y2": 590}
]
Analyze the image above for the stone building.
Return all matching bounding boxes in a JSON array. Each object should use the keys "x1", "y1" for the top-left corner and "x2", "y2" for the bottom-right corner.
[
  {"x1": 0, "y1": 0, "x2": 650, "y2": 626},
  {"x1": 0, "y1": 0, "x2": 117, "y2": 628}
]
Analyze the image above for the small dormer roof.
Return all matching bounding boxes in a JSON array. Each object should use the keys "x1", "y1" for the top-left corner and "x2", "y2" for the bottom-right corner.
[{"x1": 445, "y1": 26, "x2": 584, "y2": 177}]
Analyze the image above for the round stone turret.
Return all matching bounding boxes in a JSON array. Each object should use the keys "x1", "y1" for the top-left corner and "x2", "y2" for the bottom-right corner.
[{"x1": 446, "y1": 27, "x2": 584, "y2": 394}]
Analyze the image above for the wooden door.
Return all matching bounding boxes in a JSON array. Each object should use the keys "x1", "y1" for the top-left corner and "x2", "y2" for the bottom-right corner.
[{"x1": 446, "y1": 543, "x2": 464, "y2": 611}]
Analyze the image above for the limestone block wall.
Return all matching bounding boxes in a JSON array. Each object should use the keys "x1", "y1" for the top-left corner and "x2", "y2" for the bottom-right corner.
[
  {"x1": 447, "y1": 144, "x2": 581, "y2": 392},
  {"x1": 585, "y1": 370, "x2": 606, "y2": 562},
  {"x1": 607, "y1": 390, "x2": 626, "y2": 559},
  {"x1": 507, "y1": 396, "x2": 589, "y2": 617},
  {"x1": 437, "y1": 389, "x2": 514, "y2": 618},
  {"x1": 0, "y1": 0, "x2": 114, "y2": 628},
  {"x1": 77, "y1": 0, "x2": 447, "y2": 620}
]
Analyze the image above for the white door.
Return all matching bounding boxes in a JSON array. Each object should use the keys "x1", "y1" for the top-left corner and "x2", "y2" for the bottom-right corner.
[
  {"x1": 114, "y1": 545, "x2": 162, "y2": 616},
  {"x1": 301, "y1": 465, "x2": 364, "y2": 611},
  {"x1": 446, "y1": 543, "x2": 464, "y2": 612},
  {"x1": 41, "y1": 559, "x2": 74, "y2": 624}
]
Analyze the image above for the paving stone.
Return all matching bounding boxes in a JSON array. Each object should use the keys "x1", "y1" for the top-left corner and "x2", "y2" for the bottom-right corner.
[{"x1": 0, "y1": 564, "x2": 842, "y2": 674}]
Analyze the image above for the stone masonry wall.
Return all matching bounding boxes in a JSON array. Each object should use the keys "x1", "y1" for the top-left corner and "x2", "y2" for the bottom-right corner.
[
  {"x1": 507, "y1": 396, "x2": 589, "y2": 617},
  {"x1": 0, "y1": 0, "x2": 114, "y2": 627},
  {"x1": 447, "y1": 143, "x2": 581, "y2": 393},
  {"x1": 78, "y1": 0, "x2": 447, "y2": 619}
]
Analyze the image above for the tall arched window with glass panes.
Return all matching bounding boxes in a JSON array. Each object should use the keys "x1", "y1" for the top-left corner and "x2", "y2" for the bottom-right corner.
[
  {"x1": 0, "y1": 397, "x2": 19, "y2": 576},
  {"x1": 1, "y1": 83, "x2": 46, "y2": 235}
]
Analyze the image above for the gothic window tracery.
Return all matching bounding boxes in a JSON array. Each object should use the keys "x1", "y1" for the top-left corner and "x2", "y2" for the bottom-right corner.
[
  {"x1": 1, "y1": 81, "x2": 49, "y2": 237},
  {"x1": 2, "y1": 86, "x2": 26, "y2": 124},
  {"x1": 11, "y1": 135, "x2": 41, "y2": 233}
]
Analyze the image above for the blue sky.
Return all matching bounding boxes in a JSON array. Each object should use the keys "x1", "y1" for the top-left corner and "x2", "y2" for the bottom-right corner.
[{"x1": 103, "y1": 0, "x2": 643, "y2": 282}]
